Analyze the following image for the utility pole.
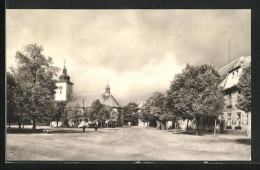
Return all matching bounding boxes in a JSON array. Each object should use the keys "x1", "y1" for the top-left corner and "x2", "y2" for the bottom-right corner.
[
  {"x1": 121, "y1": 108, "x2": 124, "y2": 127},
  {"x1": 82, "y1": 98, "x2": 84, "y2": 110}
]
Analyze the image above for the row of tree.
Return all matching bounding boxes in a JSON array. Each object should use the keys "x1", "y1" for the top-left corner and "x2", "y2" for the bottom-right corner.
[
  {"x1": 6, "y1": 43, "x2": 251, "y2": 132},
  {"x1": 7, "y1": 44, "x2": 144, "y2": 130},
  {"x1": 139, "y1": 63, "x2": 251, "y2": 134}
]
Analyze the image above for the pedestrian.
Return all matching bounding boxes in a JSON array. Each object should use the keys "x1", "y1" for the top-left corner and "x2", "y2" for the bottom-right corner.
[
  {"x1": 95, "y1": 123, "x2": 97, "y2": 132},
  {"x1": 81, "y1": 120, "x2": 86, "y2": 132}
]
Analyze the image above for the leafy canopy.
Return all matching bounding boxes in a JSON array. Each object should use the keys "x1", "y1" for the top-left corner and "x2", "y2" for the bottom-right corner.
[{"x1": 236, "y1": 65, "x2": 251, "y2": 113}]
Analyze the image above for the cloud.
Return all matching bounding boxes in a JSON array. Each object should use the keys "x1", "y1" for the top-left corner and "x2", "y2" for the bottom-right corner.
[{"x1": 6, "y1": 10, "x2": 250, "y2": 105}]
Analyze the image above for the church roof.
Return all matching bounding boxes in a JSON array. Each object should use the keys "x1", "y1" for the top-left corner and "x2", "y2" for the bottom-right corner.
[
  {"x1": 73, "y1": 85, "x2": 121, "y2": 108},
  {"x1": 58, "y1": 62, "x2": 73, "y2": 84},
  {"x1": 101, "y1": 92, "x2": 121, "y2": 108},
  {"x1": 73, "y1": 93, "x2": 102, "y2": 108}
]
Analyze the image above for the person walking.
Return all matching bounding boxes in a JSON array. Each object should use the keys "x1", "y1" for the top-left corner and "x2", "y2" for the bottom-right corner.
[
  {"x1": 94, "y1": 123, "x2": 98, "y2": 132},
  {"x1": 82, "y1": 120, "x2": 86, "y2": 132}
]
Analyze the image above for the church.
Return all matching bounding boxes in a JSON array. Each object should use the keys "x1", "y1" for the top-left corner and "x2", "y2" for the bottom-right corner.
[
  {"x1": 54, "y1": 62, "x2": 73, "y2": 101},
  {"x1": 52, "y1": 62, "x2": 121, "y2": 127}
]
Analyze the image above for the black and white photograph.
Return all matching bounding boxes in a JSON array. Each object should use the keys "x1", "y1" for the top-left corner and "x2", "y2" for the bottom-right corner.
[{"x1": 6, "y1": 9, "x2": 251, "y2": 161}]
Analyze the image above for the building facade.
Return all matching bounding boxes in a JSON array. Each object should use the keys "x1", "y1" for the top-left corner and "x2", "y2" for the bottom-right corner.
[{"x1": 218, "y1": 56, "x2": 251, "y2": 134}]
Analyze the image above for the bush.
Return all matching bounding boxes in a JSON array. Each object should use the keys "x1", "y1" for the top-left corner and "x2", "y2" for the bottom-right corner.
[
  {"x1": 60, "y1": 123, "x2": 70, "y2": 127},
  {"x1": 226, "y1": 126, "x2": 232, "y2": 129},
  {"x1": 235, "y1": 126, "x2": 242, "y2": 130}
]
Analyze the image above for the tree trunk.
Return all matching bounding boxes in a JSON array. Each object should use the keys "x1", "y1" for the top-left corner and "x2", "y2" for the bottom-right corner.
[
  {"x1": 22, "y1": 119, "x2": 24, "y2": 129},
  {"x1": 57, "y1": 121, "x2": 59, "y2": 128},
  {"x1": 176, "y1": 121, "x2": 179, "y2": 132},
  {"x1": 32, "y1": 116, "x2": 36, "y2": 131},
  {"x1": 186, "y1": 119, "x2": 189, "y2": 133},
  {"x1": 18, "y1": 117, "x2": 21, "y2": 130},
  {"x1": 214, "y1": 117, "x2": 217, "y2": 136},
  {"x1": 195, "y1": 116, "x2": 200, "y2": 135}
]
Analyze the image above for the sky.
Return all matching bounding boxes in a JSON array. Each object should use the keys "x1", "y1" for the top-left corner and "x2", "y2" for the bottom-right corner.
[{"x1": 6, "y1": 10, "x2": 251, "y2": 105}]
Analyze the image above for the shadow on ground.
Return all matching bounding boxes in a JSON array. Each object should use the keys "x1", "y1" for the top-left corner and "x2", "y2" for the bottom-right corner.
[
  {"x1": 7, "y1": 128, "x2": 45, "y2": 134},
  {"x1": 171, "y1": 130, "x2": 208, "y2": 136},
  {"x1": 235, "y1": 138, "x2": 251, "y2": 145},
  {"x1": 6, "y1": 128, "x2": 96, "y2": 134}
]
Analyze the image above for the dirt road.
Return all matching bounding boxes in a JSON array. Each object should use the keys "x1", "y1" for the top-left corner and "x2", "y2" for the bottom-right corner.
[{"x1": 6, "y1": 126, "x2": 250, "y2": 161}]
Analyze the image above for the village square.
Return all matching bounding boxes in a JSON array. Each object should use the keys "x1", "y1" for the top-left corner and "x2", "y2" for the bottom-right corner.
[
  {"x1": 6, "y1": 51, "x2": 251, "y2": 161},
  {"x1": 6, "y1": 10, "x2": 251, "y2": 161}
]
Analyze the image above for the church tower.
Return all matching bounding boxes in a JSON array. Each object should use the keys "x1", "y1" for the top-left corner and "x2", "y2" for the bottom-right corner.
[
  {"x1": 102, "y1": 84, "x2": 120, "y2": 110},
  {"x1": 55, "y1": 61, "x2": 73, "y2": 101}
]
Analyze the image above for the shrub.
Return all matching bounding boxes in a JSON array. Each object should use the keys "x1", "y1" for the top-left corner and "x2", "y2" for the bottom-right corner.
[
  {"x1": 235, "y1": 126, "x2": 242, "y2": 130},
  {"x1": 226, "y1": 126, "x2": 232, "y2": 129}
]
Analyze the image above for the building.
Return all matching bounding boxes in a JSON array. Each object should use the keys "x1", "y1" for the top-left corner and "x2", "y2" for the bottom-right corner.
[
  {"x1": 72, "y1": 84, "x2": 121, "y2": 127},
  {"x1": 51, "y1": 61, "x2": 74, "y2": 127},
  {"x1": 218, "y1": 56, "x2": 251, "y2": 134},
  {"x1": 54, "y1": 62, "x2": 73, "y2": 101},
  {"x1": 74, "y1": 84, "x2": 121, "y2": 110},
  {"x1": 51, "y1": 61, "x2": 121, "y2": 127}
]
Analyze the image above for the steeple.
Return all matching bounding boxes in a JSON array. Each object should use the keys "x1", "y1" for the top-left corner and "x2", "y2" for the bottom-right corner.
[
  {"x1": 63, "y1": 59, "x2": 67, "y2": 74},
  {"x1": 59, "y1": 59, "x2": 70, "y2": 82},
  {"x1": 105, "y1": 84, "x2": 110, "y2": 93}
]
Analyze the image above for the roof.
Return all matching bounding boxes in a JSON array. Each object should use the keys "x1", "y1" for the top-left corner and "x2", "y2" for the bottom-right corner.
[
  {"x1": 218, "y1": 56, "x2": 251, "y2": 77},
  {"x1": 137, "y1": 101, "x2": 147, "y2": 109},
  {"x1": 218, "y1": 58, "x2": 240, "y2": 77},
  {"x1": 101, "y1": 92, "x2": 121, "y2": 108},
  {"x1": 219, "y1": 56, "x2": 251, "y2": 90},
  {"x1": 73, "y1": 93, "x2": 102, "y2": 108},
  {"x1": 72, "y1": 92, "x2": 121, "y2": 108}
]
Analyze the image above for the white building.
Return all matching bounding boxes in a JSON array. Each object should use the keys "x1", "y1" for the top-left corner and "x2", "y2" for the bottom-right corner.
[
  {"x1": 218, "y1": 56, "x2": 251, "y2": 135},
  {"x1": 54, "y1": 62, "x2": 73, "y2": 101},
  {"x1": 51, "y1": 62, "x2": 73, "y2": 127}
]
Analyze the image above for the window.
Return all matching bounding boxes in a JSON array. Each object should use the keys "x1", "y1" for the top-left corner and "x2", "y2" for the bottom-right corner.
[
  {"x1": 227, "y1": 113, "x2": 231, "y2": 126},
  {"x1": 242, "y1": 113, "x2": 248, "y2": 125},
  {"x1": 227, "y1": 94, "x2": 232, "y2": 108},
  {"x1": 59, "y1": 86, "x2": 63, "y2": 90},
  {"x1": 60, "y1": 91, "x2": 62, "y2": 94},
  {"x1": 237, "y1": 112, "x2": 241, "y2": 126}
]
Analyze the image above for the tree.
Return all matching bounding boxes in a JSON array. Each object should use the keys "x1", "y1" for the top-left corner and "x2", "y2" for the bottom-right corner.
[
  {"x1": 7, "y1": 72, "x2": 19, "y2": 128},
  {"x1": 89, "y1": 99, "x2": 103, "y2": 123},
  {"x1": 66, "y1": 102, "x2": 81, "y2": 127},
  {"x1": 98, "y1": 105, "x2": 112, "y2": 128},
  {"x1": 139, "y1": 102, "x2": 153, "y2": 126},
  {"x1": 122, "y1": 102, "x2": 139, "y2": 125},
  {"x1": 52, "y1": 102, "x2": 66, "y2": 127},
  {"x1": 148, "y1": 92, "x2": 165, "y2": 129},
  {"x1": 52, "y1": 96, "x2": 76, "y2": 127},
  {"x1": 168, "y1": 64, "x2": 225, "y2": 134},
  {"x1": 138, "y1": 99, "x2": 158, "y2": 127},
  {"x1": 236, "y1": 65, "x2": 251, "y2": 113},
  {"x1": 11, "y1": 44, "x2": 59, "y2": 130}
]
